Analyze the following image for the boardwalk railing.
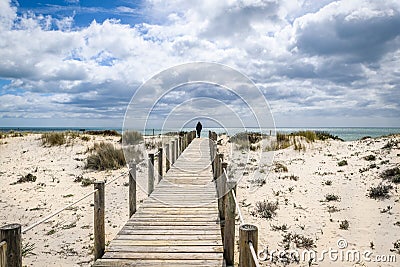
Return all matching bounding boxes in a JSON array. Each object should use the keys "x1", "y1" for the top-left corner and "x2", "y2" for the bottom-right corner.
[
  {"x1": 0, "y1": 131, "x2": 196, "y2": 267},
  {"x1": 209, "y1": 131, "x2": 260, "y2": 267}
]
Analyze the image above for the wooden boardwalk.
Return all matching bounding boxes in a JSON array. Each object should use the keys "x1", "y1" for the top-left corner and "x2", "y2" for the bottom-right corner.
[{"x1": 93, "y1": 138, "x2": 224, "y2": 266}]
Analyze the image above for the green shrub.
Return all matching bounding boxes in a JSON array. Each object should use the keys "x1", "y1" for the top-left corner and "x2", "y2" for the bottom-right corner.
[
  {"x1": 315, "y1": 131, "x2": 343, "y2": 141},
  {"x1": 381, "y1": 167, "x2": 400, "y2": 184},
  {"x1": 85, "y1": 142, "x2": 126, "y2": 170},
  {"x1": 41, "y1": 132, "x2": 66, "y2": 146},
  {"x1": 338, "y1": 160, "x2": 348, "y2": 167}
]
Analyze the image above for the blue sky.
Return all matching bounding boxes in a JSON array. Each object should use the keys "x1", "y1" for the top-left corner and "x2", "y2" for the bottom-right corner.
[{"x1": 0, "y1": 0, "x2": 399, "y2": 128}]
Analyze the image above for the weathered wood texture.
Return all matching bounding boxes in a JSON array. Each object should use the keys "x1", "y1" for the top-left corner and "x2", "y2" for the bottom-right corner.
[
  {"x1": 0, "y1": 223, "x2": 21, "y2": 267},
  {"x1": 93, "y1": 138, "x2": 224, "y2": 266}
]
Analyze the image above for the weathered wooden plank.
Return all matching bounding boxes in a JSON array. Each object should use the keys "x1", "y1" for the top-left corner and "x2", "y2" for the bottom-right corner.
[
  {"x1": 102, "y1": 251, "x2": 224, "y2": 260},
  {"x1": 110, "y1": 240, "x2": 221, "y2": 246},
  {"x1": 114, "y1": 234, "x2": 221, "y2": 241},
  {"x1": 105, "y1": 245, "x2": 223, "y2": 253},
  {"x1": 94, "y1": 259, "x2": 225, "y2": 266}
]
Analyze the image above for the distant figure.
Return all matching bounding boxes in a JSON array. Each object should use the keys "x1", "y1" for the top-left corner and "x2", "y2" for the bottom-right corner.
[{"x1": 196, "y1": 121, "x2": 202, "y2": 138}]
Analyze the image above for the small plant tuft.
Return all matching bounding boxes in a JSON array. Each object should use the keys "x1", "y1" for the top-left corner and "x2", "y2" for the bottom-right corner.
[
  {"x1": 339, "y1": 220, "x2": 349, "y2": 230},
  {"x1": 251, "y1": 200, "x2": 279, "y2": 219},
  {"x1": 282, "y1": 233, "x2": 315, "y2": 250},
  {"x1": 338, "y1": 160, "x2": 348, "y2": 167},
  {"x1": 364, "y1": 154, "x2": 376, "y2": 161},
  {"x1": 368, "y1": 184, "x2": 392, "y2": 199},
  {"x1": 325, "y1": 194, "x2": 340, "y2": 202}
]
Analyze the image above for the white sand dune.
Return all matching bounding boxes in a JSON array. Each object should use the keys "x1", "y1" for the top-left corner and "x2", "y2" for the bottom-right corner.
[{"x1": 0, "y1": 132, "x2": 399, "y2": 266}]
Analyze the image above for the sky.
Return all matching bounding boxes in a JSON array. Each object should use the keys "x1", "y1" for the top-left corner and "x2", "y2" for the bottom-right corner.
[{"x1": 0, "y1": 0, "x2": 399, "y2": 128}]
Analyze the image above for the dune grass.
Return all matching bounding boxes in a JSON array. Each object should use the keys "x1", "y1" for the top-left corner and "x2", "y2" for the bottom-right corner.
[
  {"x1": 41, "y1": 132, "x2": 66, "y2": 146},
  {"x1": 123, "y1": 130, "x2": 143, "y2": 145},
  {"x1": 85, "y1": 142, "x2": 126, "y2": 170}
]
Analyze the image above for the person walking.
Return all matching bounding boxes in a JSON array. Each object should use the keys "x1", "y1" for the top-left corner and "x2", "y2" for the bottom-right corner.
[{"x1": 196, "y1": 121, "x2": 202, "y2": 138}]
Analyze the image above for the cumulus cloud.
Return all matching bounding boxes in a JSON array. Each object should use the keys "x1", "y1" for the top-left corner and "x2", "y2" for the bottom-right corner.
[{"x1": 0, "y1": 0, "x2": 399, "y2": 127}]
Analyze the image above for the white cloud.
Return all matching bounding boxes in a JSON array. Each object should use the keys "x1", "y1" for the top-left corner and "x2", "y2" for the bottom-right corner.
[{"x1": 0, "y1": 0, "x2": 399, "y2": 126}]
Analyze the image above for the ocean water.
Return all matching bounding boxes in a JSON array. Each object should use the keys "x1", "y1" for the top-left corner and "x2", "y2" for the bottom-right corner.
[{"x1": 1, "y1": 127, "x2": 400, "y2": 141}]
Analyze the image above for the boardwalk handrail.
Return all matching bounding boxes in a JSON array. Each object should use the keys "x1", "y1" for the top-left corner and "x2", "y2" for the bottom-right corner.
[
  {"x1": 1, "y1": 131, "x2": 196, "y2": 267},
  {"x1": 209, "y1": 130, "x2": 260, "y2": 267}
]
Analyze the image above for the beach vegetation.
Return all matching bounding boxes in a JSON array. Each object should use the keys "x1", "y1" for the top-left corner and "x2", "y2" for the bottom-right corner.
[
  {"x1": 11, "y1": 173, "x2": 37, "y2": 185},
  {"x1": 382, "y1": 139, "x2": 399, "y2": 149},
  {"x1": 123, "y1": 130, "x2": 143, "y2": 145},
  {"x1": 291, "y1": 130, "x2": 317, "y2": 142},
  {"x1": 364, "y1": 154, "x2": 376, "y2": 161},
  {"x1": 230, "y1": 132, "x2": 263, "y2": 150},
  {"x1": 85, "y1": 142, "x2": 125, "y2": 170},
  {"x1": 327, "y1": 205, "x2": 340, "y2": 213},
  {"x1": 339, "y1": 220, "x2": 349, "y2": 230},
  {"x1": 315, "y1": 131, "x2": 343, "y2": 141},
  {"x1": 381, "y1": 167, "x2": 400, "y2": 184},
  {"x1": 41, "y1": 132, "x2": 66, "y2": 146},
  {"x1": 274, "y1": 162, "x2": 288, "y2": 172},
  {"x1": 325, "y1": 194, "x2": 340, "y2": 202},
  {"x1": 393, "y1": 240, "x2": 400, "y2": 254},
  {"x1": 368, "y1": 183, "x2": 392, "y2": 199},
  {"x1": 271, "y1": 224, "x2": 288, "y2": 232},
  {"x1": 85, "y1": 130, "x2": 120, "y2": 136},
  {"x1": 22, "y1": 242, "x2": 36, "y2": 257},
  {"x1": 282, "y1": 233, "x2": 315, "y2": 250},
  {"x1": 338, "y1": 160, "x2": 348, "y2": 166},
  {"x1": 80, "y1": 135, "x2": 90, "y2": 141},
  {"x1": 251, "y1": 200, "x2": 279, "y2": 219},
  {"x1": 324, "y1": 180, "x2": 332, "y2": 186}
]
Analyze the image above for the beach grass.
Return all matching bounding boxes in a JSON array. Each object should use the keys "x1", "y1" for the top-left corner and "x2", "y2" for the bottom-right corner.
[{"x1": 85, "y1": 142, "x2": 126, "y2": 170}]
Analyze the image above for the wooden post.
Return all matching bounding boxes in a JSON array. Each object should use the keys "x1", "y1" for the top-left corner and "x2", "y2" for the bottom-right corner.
[
  {"x1": 239, "y1": 224, "x2": 258, "y2": 267},
  {"x1": 94, "y1": 181, "x2": 105, "y2": 261},
  {"x1": 0, "y1": 223, "x2": 21, "y2": 267},
  {"x1": 219, "y1": 162, "x2": 228, "y2": 240},
  {"x1": 0, "y1": 240, "x2": 7, "y2": 267},
  {"x1": 158, "y1": 147, "x2": 163, "y2": 182},
  {"x1": 175, "y1": 138, "x2": 179, "y2": 159},
  {"x1": 165, "y1": 143, "x2": 170, "y2": 172},
  {"x1": 224, "y1": 180, "x2": 235, "y2": 266},
  {"x1": 148, "y1": 153, "x2": 155, "y2": 196},
  {"x1": 129, "y1": 163, "x2": 136, "y2": 217},
  {"x1": 171, "y1": 141, "x2": 175, "y2": 165}
]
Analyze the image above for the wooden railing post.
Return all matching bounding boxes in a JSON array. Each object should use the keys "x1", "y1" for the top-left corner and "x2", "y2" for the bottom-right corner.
[
  {"x1": 158, "y1": 147, "x2": 163, "y2": 182},
  {"x1": 0, "y1": 223, "x2": 21, "y2": 267},
  {"x1": 129, "y1": 163, "x2": 137, "y2": 217},
  {"x1": 165, "y1": 143, "x2": 170, "y2": 172},
  {"x1": 171, "y1": 140, "x2": 175, "y2": 165},
  {"x1": 148, "y1": 153, "x2": 155, "y2": 196},
  {"x1": 94, "y1": 181, "x2": 105, "y2": 261},
  {"x1": 239, "y1": 224, "x2": 258, "y2": 267},
  {"x1": 175, "y1": 137, "x2": 179, "y2": 161},
  {"x1": 219, "y1": 162, "x2": 227, "y2": 239},
  {"x1": 224, "y1": 179, "x2": 235, "y2": 266}
]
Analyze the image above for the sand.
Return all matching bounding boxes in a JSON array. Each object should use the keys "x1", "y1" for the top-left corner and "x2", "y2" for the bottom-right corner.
[
  {"x1": 1, "y1": 132, "x2": 399, "y2": 266},
  {"x1": 225, "y1": 134, "x2": 400, "y2": 266}
]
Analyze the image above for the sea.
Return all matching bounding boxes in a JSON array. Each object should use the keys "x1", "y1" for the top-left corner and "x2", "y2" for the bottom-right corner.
[{"x1": 1, "y1": 127, "x2": 400, "y2": 141}]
